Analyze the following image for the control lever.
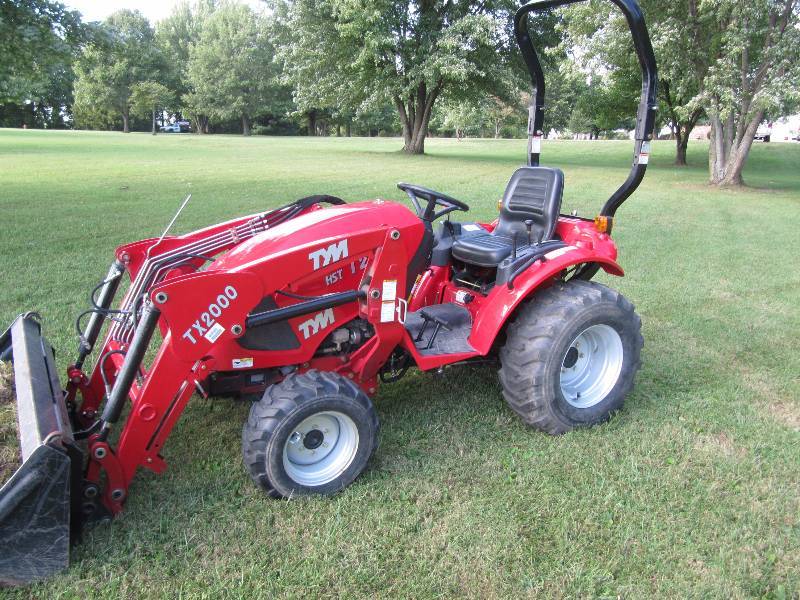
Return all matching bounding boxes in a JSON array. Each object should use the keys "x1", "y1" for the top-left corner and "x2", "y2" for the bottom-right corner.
[{"x1": 525, "y1": 219, "x2": 533, "y2": 245}]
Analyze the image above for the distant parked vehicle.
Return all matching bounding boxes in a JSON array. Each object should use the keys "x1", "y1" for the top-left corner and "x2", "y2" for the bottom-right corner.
[
  {"x1": 754, "y1": 122, "x2": 772, "y2": 142},
  {"x1": 160, "y1": 120, "x2": 192, "y2": 133}
]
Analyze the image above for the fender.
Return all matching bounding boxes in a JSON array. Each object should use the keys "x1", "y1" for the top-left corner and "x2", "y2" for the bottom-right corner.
[{"x1": 469, "y1": 248, "x2": 624, "y2": 355}]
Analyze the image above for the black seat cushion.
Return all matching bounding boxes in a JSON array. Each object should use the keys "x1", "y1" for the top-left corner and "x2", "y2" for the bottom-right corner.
[
  {"x1": 451, "y1": 166, "x2": 563, "y2": 267},
  {"x1": 449, "y1": 232, "x2": 526, "y2": 267}
]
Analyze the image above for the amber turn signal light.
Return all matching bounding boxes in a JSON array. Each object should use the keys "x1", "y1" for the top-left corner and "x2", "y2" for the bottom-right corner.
[{"x1": 594, "y1": 215, "x2": 612, "y2": 233}]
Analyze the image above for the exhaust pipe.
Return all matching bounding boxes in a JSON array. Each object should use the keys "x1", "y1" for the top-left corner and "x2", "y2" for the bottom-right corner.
[{"x1": 0, "y1": 314, "x2": 83, "y2": 585}]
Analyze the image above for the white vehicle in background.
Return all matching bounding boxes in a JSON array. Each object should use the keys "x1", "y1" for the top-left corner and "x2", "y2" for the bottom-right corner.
[
  {"x1": 159, "y1": 120, "x2": 192, "y2": 133},
  {"x1": 754, "y1": 122, "x2": 772, "y2": 142}
]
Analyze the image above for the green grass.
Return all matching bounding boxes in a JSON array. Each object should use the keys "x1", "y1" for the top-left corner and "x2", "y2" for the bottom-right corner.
[{"x1": 1, "y1": 129, "x2": 799, "y2": 598}]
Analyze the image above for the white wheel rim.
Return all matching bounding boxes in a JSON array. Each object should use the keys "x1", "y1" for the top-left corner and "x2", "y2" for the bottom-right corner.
[
  {"x1": 560, "y1": 324, "x2": 624, "y2": 409},
  {"x1": 282, "y1": 411, "x2": 359, "y2": 487}
]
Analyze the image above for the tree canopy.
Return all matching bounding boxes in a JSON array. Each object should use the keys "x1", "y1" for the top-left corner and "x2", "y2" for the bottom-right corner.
[
  {"x1": 702, "y1": 0, "x2": 799, "y2": 185},
  {"x1": 273, "y1": 0, "x2": 522, "y2": 153},
  {"x1": 0, "y1": 0, "x2": 85, "y2": 102},
  {"x1": 130, "y1": 81, "x2": 174, "y2": 134},
  {"x1": 3, "y1": 0, "x2": 799, "y2": 185},
  {"x1": 73, "y1": 10, "x2": 165, "y2": 132},
  {"x1": 185, "y1": 2, "x2": 287, "y2": 136}
]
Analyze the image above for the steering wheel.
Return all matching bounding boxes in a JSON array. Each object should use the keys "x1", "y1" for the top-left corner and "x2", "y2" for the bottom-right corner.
[{"x1": 397, "y1": 182, "x2": 470, "y2": 223}]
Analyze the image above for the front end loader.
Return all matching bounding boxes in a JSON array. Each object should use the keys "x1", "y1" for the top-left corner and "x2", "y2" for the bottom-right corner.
[{"x1": 0, "y1": 0, "x2": 657, "y2": 584}]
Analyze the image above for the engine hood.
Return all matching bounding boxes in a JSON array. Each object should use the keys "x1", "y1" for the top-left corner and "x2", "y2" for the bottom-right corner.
[{"x1": 210, "y1": 200, "x2": 423, "y2": 273}]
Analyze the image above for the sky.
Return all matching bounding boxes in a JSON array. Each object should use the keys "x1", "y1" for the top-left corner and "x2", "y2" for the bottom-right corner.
[{"x1": 64, "y1": 0, "x2": 264, "y2": 24}]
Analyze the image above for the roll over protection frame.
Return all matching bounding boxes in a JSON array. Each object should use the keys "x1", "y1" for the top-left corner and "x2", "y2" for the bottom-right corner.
[{"x1": 514, "y1": 0, "x2": 658, "y2": 217}]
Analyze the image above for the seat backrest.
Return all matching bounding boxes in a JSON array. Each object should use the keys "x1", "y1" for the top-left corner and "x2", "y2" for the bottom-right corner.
[{"x1": 494, "y1": 166, "x2": 564, "y2": 241}]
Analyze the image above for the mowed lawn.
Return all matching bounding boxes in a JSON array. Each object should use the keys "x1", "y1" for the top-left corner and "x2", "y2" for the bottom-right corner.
[{"x1": 0, "y1": 129, "x2": 798, "y2": 598}]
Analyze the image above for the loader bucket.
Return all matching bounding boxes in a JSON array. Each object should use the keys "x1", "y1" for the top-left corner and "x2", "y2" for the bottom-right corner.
[{"x1": 0, "y1": 314, "x2": 82, "y2": 585}]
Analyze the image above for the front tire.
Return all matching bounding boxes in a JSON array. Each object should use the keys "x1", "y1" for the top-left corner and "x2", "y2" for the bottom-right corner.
[
  {"x1": 499, "y1": 280, "x2": 643, "y2": 434},
  {"x1": 242, "y1": 370, "x2": 379, "y2": 498}
]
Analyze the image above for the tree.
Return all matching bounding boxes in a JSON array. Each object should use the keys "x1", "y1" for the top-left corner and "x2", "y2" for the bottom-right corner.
[
  {"x1": 564, "y1": 0, "x2": 715, "y2": 165},
  {"x1": 701, "y1": 0, "x2": 799, "y2": 186},
  {"x1": 647, "y1": 0, "x2": 714, "y2": 166},
  {"x1": 185, "y1": 2, "x2": 284, "y2": 136},
  {"x1": 156, "y1": 0, "x2": 215, "y2": 133},
  {"x1": 0, "y1": 0, "x2": 93, "y2": 128},
  {"x1": 0, "y1": 0, "x2": 84, "y2": 103},
  {"x1": 73, "y1": 10, "x2": 165, "y2": 132},
  {"x1": 542, "y1": 64, "x2": 588, "y2": 135},
  {"x1": 486, "y1": 96, "x2": 521, "y2": 138},
  {"x1": 130, "y1": 81, "x2": 174, "y2": 134},
  {"x1": 439, "y1": 99, "x2": 485, "y2": 139},
  {"x1": 273, "y1": 0, "x2": 523, "y2": 154}
]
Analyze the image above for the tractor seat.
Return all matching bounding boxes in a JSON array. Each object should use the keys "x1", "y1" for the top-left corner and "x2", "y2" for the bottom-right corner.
[{"x1": 451, "y1": 166, "x2": 564, "y2": 267}]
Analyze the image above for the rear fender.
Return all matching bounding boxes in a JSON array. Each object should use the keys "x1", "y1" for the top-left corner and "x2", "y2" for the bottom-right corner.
[{"x1": 469, "y1": 249, "x2": 623, "y2": 355}]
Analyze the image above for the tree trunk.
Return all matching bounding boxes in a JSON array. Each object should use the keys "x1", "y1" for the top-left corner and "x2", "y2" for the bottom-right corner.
[
  {"x1": 495, "y1": 119, "x2": 501, "y2": 139},
  {"x1": 307, "y1": 111, "x2": 317, "y2": 136},
  {"x1": 346, "y1": 121, "x2": 351, "y2": 137},
  {"x1": 708, "y1": 107, "x2": 762, "y2": 187},
  {"x1": 122, "y1": 108, "x2": 130, "y2": 133},
  {"x1": 242, "y1": 114, "x2": 251, "y2": 136},
  {"x1": 195, "y1": 115, "x2": 209, "y2": 134},
  {"x1": 675, "y1": 133, "x2": 687, "y2": 166},
  {"x1": 393, "y1": 79, "x2": 443, "y2": 155},
  {"x1": 151, "y1": 110, "x2": 157, "y2": 135}
]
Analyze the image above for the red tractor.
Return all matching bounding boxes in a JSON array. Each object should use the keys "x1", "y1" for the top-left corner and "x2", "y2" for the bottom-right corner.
[{"x1": 0, "y1": 0, "x2": 658, "y2": 584}]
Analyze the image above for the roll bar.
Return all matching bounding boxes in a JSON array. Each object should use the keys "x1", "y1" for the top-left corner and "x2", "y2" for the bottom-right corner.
[{"x1": 514, "y1": 0, "x2": 658, "y2": 217}]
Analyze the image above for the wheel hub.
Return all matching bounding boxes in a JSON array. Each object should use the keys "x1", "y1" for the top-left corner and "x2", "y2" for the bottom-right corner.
[
  {"x1": 563, "y1": 346, "x2": 579, "y2": 369},
  {"x1": 282, "y1": 411, "x2": 359, "y2": 487},
  {"x1": 560, "y1": 324, "x2": 624, "y2": 409},
  {"x1": 303, "y1": 429, "x2": 324, "y2": 450}
]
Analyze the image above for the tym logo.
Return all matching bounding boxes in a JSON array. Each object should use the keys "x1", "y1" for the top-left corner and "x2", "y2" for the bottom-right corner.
[
  {"x1": 298, "y1": 309, "x2": 335, "y2": 339},
  {"x1": 309, "y1": 240, "x2": 348, "y2": 271}
]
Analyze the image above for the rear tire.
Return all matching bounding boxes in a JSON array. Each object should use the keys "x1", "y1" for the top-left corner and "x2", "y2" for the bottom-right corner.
[
  {"x1": 499, "y1": 280, "x2": 642, "y2": 434},
  {"x1": 242, "y1": 370, "x2": 379, "y2": 498}
]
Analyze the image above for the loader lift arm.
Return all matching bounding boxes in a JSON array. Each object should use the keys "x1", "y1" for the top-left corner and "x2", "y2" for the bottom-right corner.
[{"x1": 0, "y1": 195, "x2": 344, "y2": 584}]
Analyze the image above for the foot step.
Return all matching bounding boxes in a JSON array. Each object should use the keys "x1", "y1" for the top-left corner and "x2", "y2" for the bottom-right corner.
[{"x1": 404, "y1": 303, "x2": 474, "y2": 356}]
